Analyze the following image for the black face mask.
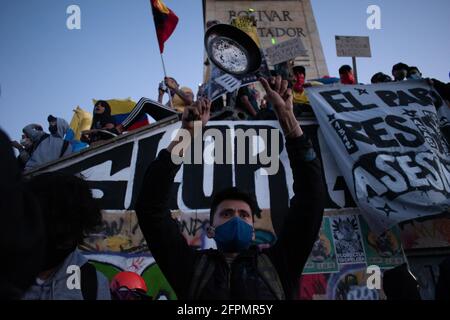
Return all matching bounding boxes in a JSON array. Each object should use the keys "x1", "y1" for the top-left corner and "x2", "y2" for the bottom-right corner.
[{"x1": 49, "y1": 125, "x2": 58, "y2": 135}]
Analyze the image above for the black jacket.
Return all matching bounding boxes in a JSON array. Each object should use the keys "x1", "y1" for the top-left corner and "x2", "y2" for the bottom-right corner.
[
  {"x1": 0, "y1": 129, "x2": 45, "y2": 299},
  {"x1": 136, "y1": 134, "x2": 325, "y2": 300}
]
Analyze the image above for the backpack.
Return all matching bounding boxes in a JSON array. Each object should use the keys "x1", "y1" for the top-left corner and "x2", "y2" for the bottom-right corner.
[{"x1": 188, "y1": 251, "x2": 286, "y2": 300}]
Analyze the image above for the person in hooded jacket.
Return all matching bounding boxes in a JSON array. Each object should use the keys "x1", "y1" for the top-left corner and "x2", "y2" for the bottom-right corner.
[
  {"x1": 11, "y1": 124, "x2": 47, "y2": 170},
  {"x1": 22, "y1": 172, "x2": 111, "y2": 300},
  {"x1": 24, "y1": 116, "x2": 72, "y2": 171},
  {"x1": 81, "y1": 100, "x2": 120, "y2": 144}
]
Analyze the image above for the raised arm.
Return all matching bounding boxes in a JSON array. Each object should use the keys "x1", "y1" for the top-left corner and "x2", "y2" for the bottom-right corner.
[
  {"x1": 135, "y1": 99, "x2": 211, "y2": 298},
  {"x1": 260, "y1": 76, "x2": 326, "y2": 286}
]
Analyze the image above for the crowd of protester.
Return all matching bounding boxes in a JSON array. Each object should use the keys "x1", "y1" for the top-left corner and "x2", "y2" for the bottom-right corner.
[
  {"x1": 2, "y1": 60, "x2": 449, "y2": 300},
  {"x1": 1, "y1": 75, "x2": 329, "y2": 300},
  {"x1": 9, "y1": 61, "x2": 449, "y2": 173}
]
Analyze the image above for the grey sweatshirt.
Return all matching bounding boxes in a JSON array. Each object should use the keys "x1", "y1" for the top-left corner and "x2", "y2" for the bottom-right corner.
[
  {"x1": 24, "y1": 118, "x2": 72, "y2": 171},
  {"x1": 22, "y1": 249, "x2": 111, "y2": 300}
]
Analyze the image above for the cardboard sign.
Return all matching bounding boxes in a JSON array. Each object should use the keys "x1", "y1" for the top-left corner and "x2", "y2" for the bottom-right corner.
[
  {"x1": 335, "y1": 36, "x2": 371, "y2": 58},
  {"x1": 265, "y1": 37, "x2": 308, "y2": 65}
]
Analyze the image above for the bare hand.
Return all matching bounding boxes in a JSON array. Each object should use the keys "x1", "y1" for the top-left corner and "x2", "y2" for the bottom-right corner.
[
  {"x1": 11, "y1": 141, "x2": 23, "y2": 150},
  {"x1": 259, "y1": 76, "x2": 293, "y2": 116},
  {"x1": 259, "y1": 76, "x2": 303, "y2": 138},
  {"x1": 181, "y1": 98, "x2": 211, "y2": 135},
  {"x1": 167, "y1": 98, "x2": 211, "y2": 157}
]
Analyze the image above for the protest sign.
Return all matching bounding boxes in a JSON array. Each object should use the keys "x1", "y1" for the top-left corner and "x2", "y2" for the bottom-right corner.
[
  {"x1": 265, "y1": 37, "x2": 308, "y2": 66},
  {"x1": 335, "y1": 35, "x2": 371, "y2": 58},
  {"x1": 307, "y1": 80, "x2": 450, "y2": 233}
]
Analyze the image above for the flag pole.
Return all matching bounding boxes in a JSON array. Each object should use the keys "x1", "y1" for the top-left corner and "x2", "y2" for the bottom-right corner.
[
  {"x1": 150, "y1": 0, "x2": 177, "y2": 109},
  {"x1": 159, "y1": 52, "x2": 174, "y2": 108}
]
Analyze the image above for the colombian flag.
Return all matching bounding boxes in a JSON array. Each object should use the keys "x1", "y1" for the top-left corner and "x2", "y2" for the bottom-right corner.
[{"x1": 151, "y1": 0, "x2": 179, "y2": 53}]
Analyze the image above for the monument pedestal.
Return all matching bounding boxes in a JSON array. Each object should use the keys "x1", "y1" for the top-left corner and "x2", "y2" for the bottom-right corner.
[{"x1": 203, "y1": 0, "x2": 328, "y2": 79}]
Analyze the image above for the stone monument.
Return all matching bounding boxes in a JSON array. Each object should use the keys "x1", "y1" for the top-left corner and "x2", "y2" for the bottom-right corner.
[{"x1": 203, "y1": 0, "x2": 328, "y2": 80}]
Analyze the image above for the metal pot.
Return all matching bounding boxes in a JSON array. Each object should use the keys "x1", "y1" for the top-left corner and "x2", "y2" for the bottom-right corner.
[{"x1": 204, "y1": 24, "x2": 262, "y2": 76}]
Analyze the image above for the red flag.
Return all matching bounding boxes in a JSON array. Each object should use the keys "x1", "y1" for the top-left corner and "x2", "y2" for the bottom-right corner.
[{"x1": 151, "y1": 0, "x2": 179, "y2": 53}]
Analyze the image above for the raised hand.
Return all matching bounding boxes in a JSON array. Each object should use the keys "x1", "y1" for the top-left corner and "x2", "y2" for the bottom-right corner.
[
  {"x1": 259, "y1": 76, "x2": 303, "y2": 139},
  {"x1": 181, "y1": 97, "x2": 211, "y2": 136}
]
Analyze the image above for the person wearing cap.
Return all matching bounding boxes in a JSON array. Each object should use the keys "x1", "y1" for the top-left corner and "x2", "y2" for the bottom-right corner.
[
  {"x1": 136, "y1": 77, "x2": 325, "y2": 300},
  {"x1": 110, "y1": 272, "x2": 152, "y2": 300}
]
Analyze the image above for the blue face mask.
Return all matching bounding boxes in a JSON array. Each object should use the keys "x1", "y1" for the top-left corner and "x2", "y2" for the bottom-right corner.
[{"x1": 214, "y1": 217, "x2": 253, "y2": 253}]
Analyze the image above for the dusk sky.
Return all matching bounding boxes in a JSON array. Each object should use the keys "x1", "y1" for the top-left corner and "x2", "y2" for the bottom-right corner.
[{"x1": 1, "y1": 0, "x2": 449, "y2": 141}]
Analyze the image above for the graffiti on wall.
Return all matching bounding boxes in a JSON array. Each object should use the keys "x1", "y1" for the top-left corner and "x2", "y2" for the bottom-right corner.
[
  {"x1": 400, "y1": 217, "x2": 450, "y2": 250},
  {"x1": 43, "y1": 121, "x2": 358, "y2": 234},
  {"x1": 81, "y1": 210, "x2": 147, "y2": 253},
  {"x1": 300, "y1": 208, "x2": 405, "y2": 300}
]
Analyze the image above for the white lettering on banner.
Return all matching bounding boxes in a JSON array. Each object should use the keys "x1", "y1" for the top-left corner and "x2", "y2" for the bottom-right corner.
[{"x1": 307, "y1": 80, "x2": 450, "y2": 234}]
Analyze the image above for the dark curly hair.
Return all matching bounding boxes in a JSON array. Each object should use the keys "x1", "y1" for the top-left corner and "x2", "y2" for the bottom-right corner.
[{"x1": 25, "y1": 172, "x2": 102, "y2": 247}]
